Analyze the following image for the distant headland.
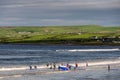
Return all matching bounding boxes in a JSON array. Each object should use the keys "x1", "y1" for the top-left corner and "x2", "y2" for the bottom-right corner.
[{"x1": 0, "y1": 25, "x2": 120, "y2": 45}]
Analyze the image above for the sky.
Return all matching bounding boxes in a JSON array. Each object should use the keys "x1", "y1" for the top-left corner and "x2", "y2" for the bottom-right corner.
[{"x1": 0, "y1": 0, "x2": 120, "y2": 26}]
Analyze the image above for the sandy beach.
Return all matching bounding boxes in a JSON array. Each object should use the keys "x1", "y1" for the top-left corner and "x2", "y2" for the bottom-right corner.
[{"x1": 0, "y1": 59, "x2": 120, "y2": 80}]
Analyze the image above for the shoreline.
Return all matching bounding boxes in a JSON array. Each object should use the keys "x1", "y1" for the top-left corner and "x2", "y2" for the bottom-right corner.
[
  {"x1": 0, "y1": 42, "x2": 120, "y2": 46},
  {"x1": 0, "y1": 59, "x2": 120, "y2": 71},
  {"x1": 0, "y1": 59, "x2": 120, "y2": 80}
]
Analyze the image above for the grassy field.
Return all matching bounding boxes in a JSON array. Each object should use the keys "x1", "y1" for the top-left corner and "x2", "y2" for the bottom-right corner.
[{"x1": 0, "y1": 25, "x2": 120, "y2": 45}]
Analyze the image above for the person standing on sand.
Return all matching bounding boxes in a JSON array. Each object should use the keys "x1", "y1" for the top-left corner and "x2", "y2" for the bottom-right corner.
[
  {"x1": 53, "y1": 63, "x2": 56, "y2": 70},
  {"x1": 46, "y1": 62, "x2": 49, "y2": 67},
  {"x1": 69, "y1": 65, "x2": 72, "y2": 70},
  {"x1": 34, "y1": 65, "x2": 37, "y2": 69},
  {"x1": 58, "y1": 66, "x2": 60, "y2": 71},
  {"x1": 84, "y1": 61, "x2": 88, "y2": 70},
  {"x1": 86, "y1": 62, "x2": 88, "y2": 67},
  {"x1": 67, "y1": 63, "x2": 69, "y2": 68},
  {"x1": 75, "y1": 63, "x2": 78, "y2": 69},
  {"x1": 29, "y1": 65, "x2": 32, "y2": 70},
  {"x1": 50, "y1": 63, "x2": 53, "y2": 69},
  {"x1": 108, "y1": 65, "x2": 110, "y2": 71}
]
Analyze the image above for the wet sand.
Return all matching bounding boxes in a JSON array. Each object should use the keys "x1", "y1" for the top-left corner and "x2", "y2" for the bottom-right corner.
[{"x1": 0, "y1": 59, "x2": 120, "y2": 80}]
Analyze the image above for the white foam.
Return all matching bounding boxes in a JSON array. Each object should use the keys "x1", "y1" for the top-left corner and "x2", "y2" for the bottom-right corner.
[
  {"x1": 0, "y1": 67, "x2": 27, "y2": 71},
  {"x1": 86, "y1": 60, "x2": 120, "y2": 66},
  {"x1": 58, "y1": 59, "x2": 120, "y2": 67},
  {"x1": 68, "y1": 48, "x2": 119, "y2": 52},
  {"x1": 0, "y1": 65, "x2": 47, "y2": 71}
]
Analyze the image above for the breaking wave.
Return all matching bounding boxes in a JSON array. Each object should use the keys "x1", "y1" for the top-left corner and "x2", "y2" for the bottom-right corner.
[{"x1": 56, "y1": 48, "x2": 120, "y2": 52}]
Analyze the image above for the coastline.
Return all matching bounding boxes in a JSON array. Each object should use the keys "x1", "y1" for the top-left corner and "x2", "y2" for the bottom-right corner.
[
  {"x1": 0, "y1": 43, "x2": 120, "y2": 80},
  {"x1": 0, "y1": 59, "x2": 120, "y2": 72},
  {"x1": 0, "y1": 59, "x2": 120, "y2": 80},
  {"x1": 0, "y1": 42, "x2": 120, "y2": 46},
  {"x1": 0, "y1": 25, "x2": 119, "y2": 47}
]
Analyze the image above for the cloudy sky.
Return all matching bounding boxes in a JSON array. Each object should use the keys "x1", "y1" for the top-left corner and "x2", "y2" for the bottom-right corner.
[{"x1": 0, "y1": 0, "x2": 120, "y2": 26}]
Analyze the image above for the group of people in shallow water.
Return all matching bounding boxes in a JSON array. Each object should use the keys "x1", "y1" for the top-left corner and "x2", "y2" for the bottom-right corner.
[
  {"x1": 29, "y1": 62, "x2": 111, "y2": 71},
  {"x1": 46, "y1": 62, "x2": 80, "y2": 70},
  {"x1": 29, "y1": 65, "x2": 37, "y2": 70},
  {"x1": 46, "y1": 62, "x2": 57, "y2": 70},
  {"x1": 29, "y1": 62, "x2": 88, "y2": 70}
]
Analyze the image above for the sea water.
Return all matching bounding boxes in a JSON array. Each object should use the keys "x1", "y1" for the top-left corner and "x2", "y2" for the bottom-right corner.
[
  {"x1": 0, "y1": 44, "x2": 120, "y2": 66},
  {"x1": 0, "y1": 44, "x2": 120, "y2": 80}
]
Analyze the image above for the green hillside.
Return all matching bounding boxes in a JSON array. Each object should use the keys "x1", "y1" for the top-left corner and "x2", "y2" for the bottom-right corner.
[
  {"x1": 0, "y1": 25, "x2": 120, "y2": 45},
  {"x1": 7, "y1": 25, "x2": 119, "y2": 33}
]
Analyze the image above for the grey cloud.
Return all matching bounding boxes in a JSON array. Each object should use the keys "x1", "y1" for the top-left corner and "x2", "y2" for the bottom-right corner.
[
  {"x1": 0, "y1": 0, "x2": 120, "y2": 9},
  {"x1": 0, "y1": 0, "x2": 120, "y2": 26}
]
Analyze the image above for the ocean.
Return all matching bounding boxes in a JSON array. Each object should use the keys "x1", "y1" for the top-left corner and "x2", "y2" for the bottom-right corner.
[
  {"x1": 0, "y1": 44, "x2": 120, "y2": 66},
  {"x1": 0, "y1": 44, "x2": 120, "y2": 80}
]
